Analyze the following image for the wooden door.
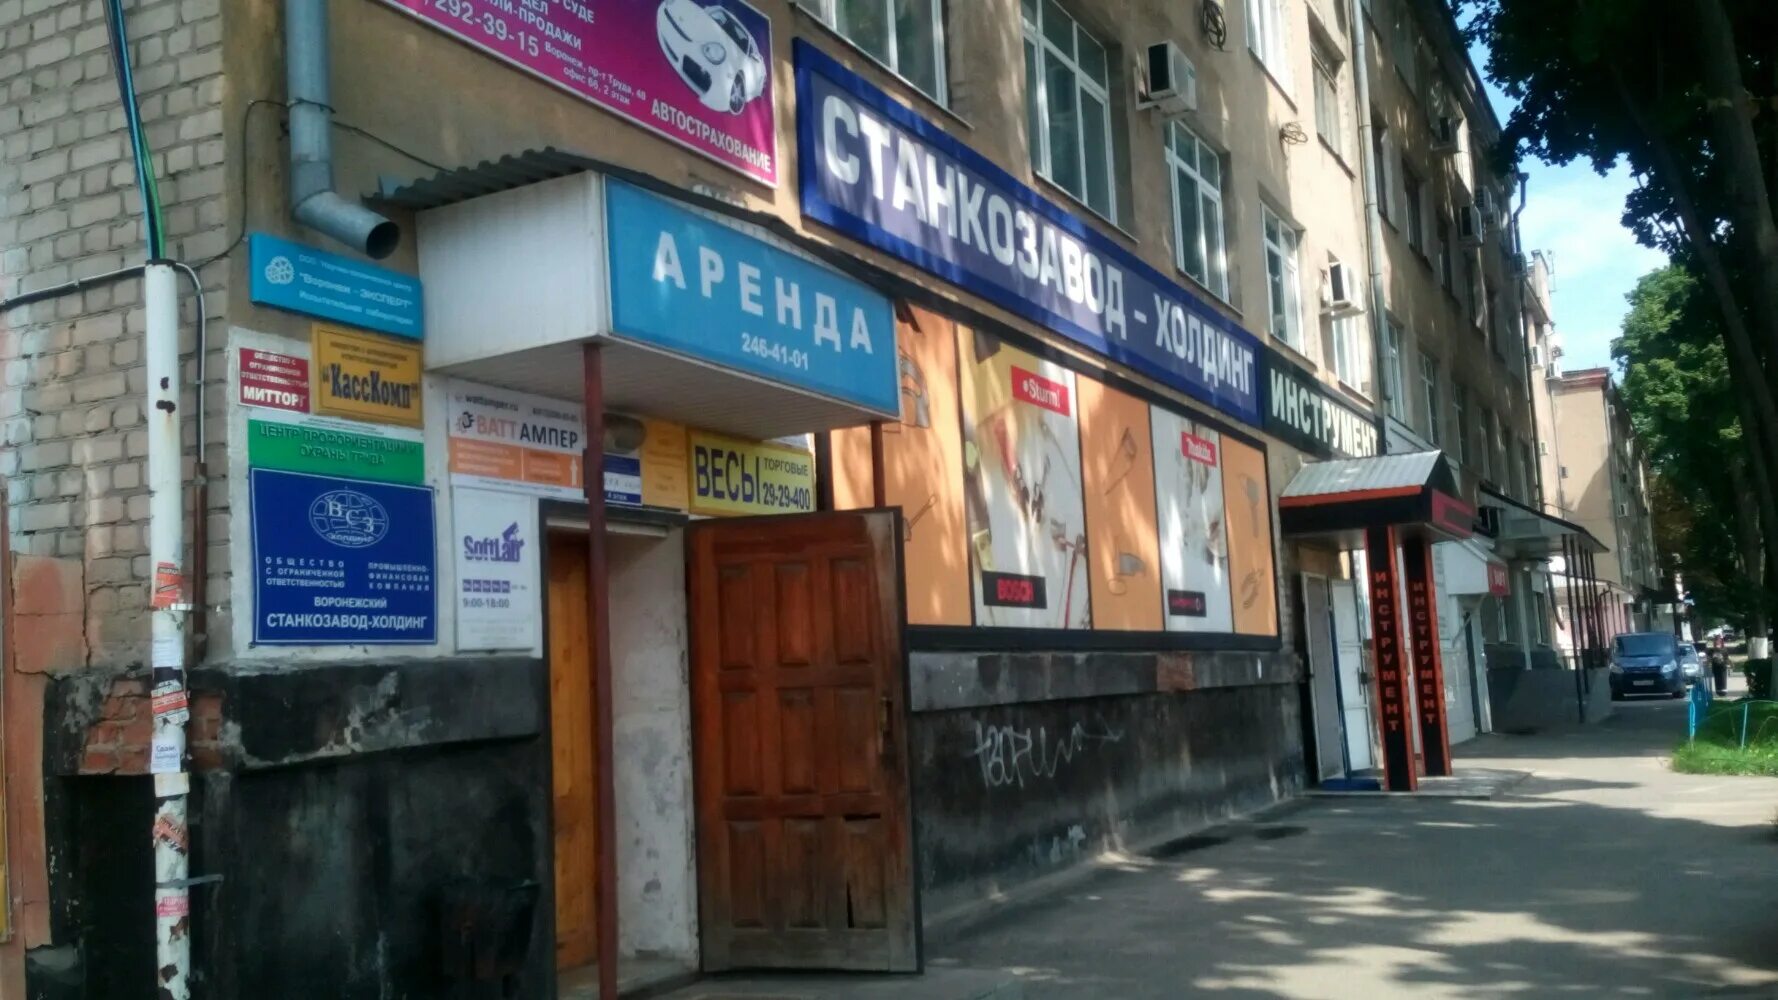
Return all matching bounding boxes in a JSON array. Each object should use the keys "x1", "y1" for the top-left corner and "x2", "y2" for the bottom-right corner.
[
  {"x1": 547, "y1": 532, "x2": 598, "y2": 970},
  {"x1": 689, "y1": 510, "x2": 917, "y2": 973}
]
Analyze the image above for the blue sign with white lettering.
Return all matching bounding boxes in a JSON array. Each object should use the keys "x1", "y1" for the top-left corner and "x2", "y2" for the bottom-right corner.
[
  {"x1": 794, "y1": 41, "x2": 1261, "y2": 428},
  {"x1": 604, "y1": 179, "x2": 900, "y2": 417},
  {"x1": 250, "y1": 468, "x2": 437, "y2": 645},
  {"x1": 248, "y1": 232, "x2": 424, "y2": 340}
]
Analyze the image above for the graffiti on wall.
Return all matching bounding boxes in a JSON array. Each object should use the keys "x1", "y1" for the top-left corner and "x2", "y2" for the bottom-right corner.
[{"x1": 965, "y1": 716, "x2": 1125, "y2": 790}]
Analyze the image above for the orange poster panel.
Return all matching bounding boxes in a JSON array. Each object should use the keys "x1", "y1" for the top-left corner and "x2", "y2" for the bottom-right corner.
[
  {"x1": 833, "y1": 307, "x2": 971, "y2": 626},
  {"x1": 1221, "y1": 436, "x2": 1279, "y2": 636},
  {"x1": 1077, "y1": 377, "x2": 1162, "y2": 631}
]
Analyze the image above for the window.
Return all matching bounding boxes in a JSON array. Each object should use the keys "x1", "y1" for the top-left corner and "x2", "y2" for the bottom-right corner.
[
  {"x1": 1403, "y1": 165, "x2": 1425, "y2": 254},
  {"x1": 1437, "y1": 213, "x2": 1453, "y2": 289},
  {"x1": 1246, "y1": 0, "x2": 1292, "y2": 88},
  {"x1": 1521, "y1": 438, "x2": 1537, "y2": 501},
  {"x1": 1477, "y1": 406, "x2": 1494, "y2": 481},
  {"x1": 1420, "y1": 353, "x2": 1441, "y2": 446},
  {"x1": 1390, "y1": 1, "x2": 1418, "y2": 89},
  {"x1": 1166, "y1": 123, "x2": 1228, "y2": 299},
  {"x1": 1023, "y1": 0, "x2": 1116, "y2": 220},
  {"x1": 1330, "y1": 311, "x2": 1370, "y2": 394},
  {"x1": 1312, "y1": 49, "x2": 1345, "y2": 160},
  {"x1": 797, "y1": 0, "x2": 947, "y2": 103},
  {"x1": 1382, "y1": 317, "x2": 1405, "y2": 421},
  {"x1": 1263, "y1": 205, "x2": 1304, "y2": 350},
  {"x1": 1452, "y1": 384, "x2": 1469, "y2": 465},
  {"x1": 1371, "y1": 113, "x2": 1394, "y2": 223}
]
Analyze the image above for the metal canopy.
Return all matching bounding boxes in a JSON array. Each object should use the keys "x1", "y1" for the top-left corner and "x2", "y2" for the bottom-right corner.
[
  {"x1": 1479, "y1": 484, "x2": 1608, "y2": 556},
  {"x1": 1278, "y1": 451, "x2": 1473, "y2": 542}
]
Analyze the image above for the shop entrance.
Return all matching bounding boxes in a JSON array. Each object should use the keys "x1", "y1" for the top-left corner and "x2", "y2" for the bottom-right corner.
[
  {"x1": 1330, "y1": 580, "x2": 1376, "y2": 772},
  {"x1": 688, "y1": 510, "x2": 918, "y2": 973}
]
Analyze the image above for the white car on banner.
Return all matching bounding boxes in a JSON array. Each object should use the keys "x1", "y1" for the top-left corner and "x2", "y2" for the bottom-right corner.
[{"x1": 657, "y1": 0, "x2": 767, "y2": 114}]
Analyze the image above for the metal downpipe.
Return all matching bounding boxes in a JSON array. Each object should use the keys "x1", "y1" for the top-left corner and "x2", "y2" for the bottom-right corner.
[{"x1": 285, "y1": 0, "x2": 399, "y2": 259}]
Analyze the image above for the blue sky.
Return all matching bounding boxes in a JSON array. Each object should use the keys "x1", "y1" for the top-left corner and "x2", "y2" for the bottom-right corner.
[{"x1": 1469, "y1": 45, "x2": 1670, "y2": 372}]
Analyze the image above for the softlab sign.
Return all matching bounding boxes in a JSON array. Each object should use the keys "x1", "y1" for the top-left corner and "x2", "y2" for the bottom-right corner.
[
  {"x1": 795, "y1": 41, "x2": 1260, "y2": 428},
  {"x1": 250, "y1": 469, "x2": 437, "y2": 645}
]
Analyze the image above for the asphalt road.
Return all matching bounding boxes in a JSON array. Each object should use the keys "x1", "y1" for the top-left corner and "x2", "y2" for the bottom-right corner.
[{"x1": 932, "y1": 692, "x2": 1778, "y2": 998}]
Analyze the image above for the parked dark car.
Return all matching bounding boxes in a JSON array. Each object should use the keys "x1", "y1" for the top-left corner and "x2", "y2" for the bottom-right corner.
[{"x1": 1610, "y1": 632, "x2": 1689, "y2": 699}]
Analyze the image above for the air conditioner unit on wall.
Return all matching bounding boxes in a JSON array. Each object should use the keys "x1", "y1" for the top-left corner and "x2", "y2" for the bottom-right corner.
[
  {"x1": 1322, "y1": 261, "x2": 1357, "y2": 313},
  {"x1": 1141, "y1": 41, "x2": 1199, "y2": 116},
  {"x1": 1457, "y1": 205, "x2": 1485, "y2": 247},
  {"x1": 1432, "y1": 115, "x2": 1460, "y2": 153}
]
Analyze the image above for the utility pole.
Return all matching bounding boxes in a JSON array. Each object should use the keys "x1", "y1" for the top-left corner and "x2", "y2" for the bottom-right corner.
[{"x1": 145, "y1": 260, "x2": 192, "y2": 999}]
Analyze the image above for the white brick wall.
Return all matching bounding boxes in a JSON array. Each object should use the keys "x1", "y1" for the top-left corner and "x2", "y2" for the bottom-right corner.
[{"x1": 0, "y1": 0, "x2": 229, "y2": 670}]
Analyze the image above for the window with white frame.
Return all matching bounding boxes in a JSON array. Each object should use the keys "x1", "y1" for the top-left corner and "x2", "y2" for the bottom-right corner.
[
  {"x1": 1403, "y1": 165, "x2": 1425, "y2": 254},
  {"x1": 797, "y1": 0, "x2": 948, "y2": 103},
  {"x1": 1330, "y1": 311, "x2": 1369, "y2": 394},
  {"x1": 1246, "y1": 0, "x2": 1292, "y2": 88},
  {"x1": 1371, "y1": 113, "x2": 1395, "y2": 223},
  {"x1": 1263, "y1": 205, "x2": 1304, "y2": 350},
  {"x1": 1166, "y1": 123, "x2": 1228, "y2": 299},
  {"x1": 1382, "y1": 317, "x2": 1406, "y2": 421},
  {"x1": 1452, "y1": 384, "x2": 1469, "y2": 465},
  {"x1": 1022, "y1": 0, "x2": 1116, "y2": 220},
  {"x1": 1420, "y1": 353, "x2": 1441, "y2": 446},
  {"x1": 1312, "y1": 47, "x2": 1345, "y2": 159}
]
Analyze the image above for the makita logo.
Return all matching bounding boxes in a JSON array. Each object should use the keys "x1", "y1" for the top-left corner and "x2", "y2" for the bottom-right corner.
[
  {"x1": 242, "y1": 384, "x2": 304, "y2": 408},
  {"x1": 327, "y1": 364, "x2": 414, "y2": 410},
  {"x1": 463, "y1": 522, "x2": 525, "y2": 562}
]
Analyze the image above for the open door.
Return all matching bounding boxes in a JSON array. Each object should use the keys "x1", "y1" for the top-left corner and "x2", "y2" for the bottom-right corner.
[
  {"x1": 1330, "y1": 580, "x2": 1376, "y2": 773},
  {"x1": 1302, "y1": 574, "x2": 1345, "y2": 781},
  {"x1": 689, "y1": 510, "x2": 918, "y2": 973}
]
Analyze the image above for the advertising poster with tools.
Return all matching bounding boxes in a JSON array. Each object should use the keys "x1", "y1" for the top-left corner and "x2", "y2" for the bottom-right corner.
[
  {"x1": 1219, "y1": 437, "x2": 1278, "y2": 635},
  {"x1": 958, "y1": 328, "x2": 1090, "y2": 629},
  {"x1": 830, "y1": 307, "x2": 972, "y2": 626},
  {"x1": 1151, "y1": 407, "x2": 1233, "y2": 632},
  {"x1": 1077, "y1": 375, "x2": 1162, "y2": 631}
]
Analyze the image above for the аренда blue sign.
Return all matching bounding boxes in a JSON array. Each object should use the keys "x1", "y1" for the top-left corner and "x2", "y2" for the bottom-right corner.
[
  {"x1": 604, "y1": 179, "x2": 900, "y2": 418},
  {"x1": 793, "y1": 41, "x2": 1261, "y2": 429},
  {"x1": 249, "y1": 232, "x2": 424, "y2": 340},
  {"x1": 250, "y1": 468, "x2": 437, "y2": 645}
]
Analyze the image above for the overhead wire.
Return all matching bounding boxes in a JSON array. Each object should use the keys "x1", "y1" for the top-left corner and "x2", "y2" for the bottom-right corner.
[{"x1": 102, "y1": 0, "x2": 164, "y2": 258}]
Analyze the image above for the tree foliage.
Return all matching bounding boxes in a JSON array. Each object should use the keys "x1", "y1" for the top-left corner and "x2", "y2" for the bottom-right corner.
[
  {"x1": 1463, "y1": 0, "x2": 1778, "y2": 577},
  {"x1": 1612, "y1": 265, "x2": 1765, "y2": 628}
]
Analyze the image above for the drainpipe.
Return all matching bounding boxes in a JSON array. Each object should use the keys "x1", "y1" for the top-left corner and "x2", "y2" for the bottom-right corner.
[
  {"x1": 1349, "y1": 0, "x2": 1390, "y2": 454},
  {"x1": 286, "y1": 0, "x2": 400, "y2": 259}
]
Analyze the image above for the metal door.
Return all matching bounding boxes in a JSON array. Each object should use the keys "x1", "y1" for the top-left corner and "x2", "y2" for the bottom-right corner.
[{"x1": 1330, "y1": 580, "x2": 1376, "y2": 772}]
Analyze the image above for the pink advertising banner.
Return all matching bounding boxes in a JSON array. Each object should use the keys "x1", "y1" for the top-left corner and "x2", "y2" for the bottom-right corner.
[{"x1": 380, "y1": 0, "x2": 778, "y2": 185}]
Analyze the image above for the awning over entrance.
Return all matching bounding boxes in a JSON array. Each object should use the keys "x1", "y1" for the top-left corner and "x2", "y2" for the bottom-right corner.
[
  {"x1": 392, "y1": 152, "x2": 902, "y2": 440},
  {"x1": 1479, "y1": 484, "x2": 1607, "y2": 558},
  {"x1": 1278, "y1": 451, "x2": 1474, "y2": 542}
]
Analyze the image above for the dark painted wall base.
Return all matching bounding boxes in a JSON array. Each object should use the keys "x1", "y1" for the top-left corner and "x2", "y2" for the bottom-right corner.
[
  {"x1": 35, "y1": 657, "x2": 554, "y2": 1000},
  {"x1": 907, "y1": 649, "x2": 1305, "y2": 921}
]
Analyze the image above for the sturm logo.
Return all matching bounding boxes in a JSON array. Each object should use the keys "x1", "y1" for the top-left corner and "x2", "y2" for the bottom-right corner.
[
  {"x1": 308, "y1": 489, "x2": 389, "y2": 548},
  {"x1": 263, "y1": 255, "x2": 296, "y2": 286},
  {"x1": 1010, "y1": 366, "x2": 1071, "y2": 416},
  {"x1": 463, "y1": 522, "x2": 526, "y2": 563}
]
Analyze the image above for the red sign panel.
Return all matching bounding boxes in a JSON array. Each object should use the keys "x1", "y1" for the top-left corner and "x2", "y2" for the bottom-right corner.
[
  {"x1": 1364, "y1": 526, "x2": 1417, "y2": 792},
  {"x1": 1404, "y1": 540, "x2": 1453, "y2": 777},
  {"x1": 239, "y1": 348, "x2": 310, "y2": 413},
  {"x1": 1487, "y1": 561, "x2": 1510, "y2": 597},
  {"x1": 1180, "y1": 432, "x2": 1219, "y2": 467},
  {"x1": 1011, "y1": 366, "x2": 1071, "y2": 416},
  {"x1": 981, "y1": 570, "x2": 1047, "y2": 609},
  {"x1": 1429, "y1": 490, "x2": 1475, "y2": 538}
]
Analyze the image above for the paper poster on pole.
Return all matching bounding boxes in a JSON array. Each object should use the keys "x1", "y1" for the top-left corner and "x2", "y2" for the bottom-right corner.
[{"x1": 453, "y1": 488, "x2": 541, "y2": 652}]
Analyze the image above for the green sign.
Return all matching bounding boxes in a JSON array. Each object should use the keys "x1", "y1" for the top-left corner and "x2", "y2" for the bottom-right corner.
[{"x1": 248, "y1": 418, "x2": 423, "y2": 484}]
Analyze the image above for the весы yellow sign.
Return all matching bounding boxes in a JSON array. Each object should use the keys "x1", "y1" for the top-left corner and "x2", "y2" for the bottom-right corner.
[{"x1": 688, "y1": 431, "x2": 815, "y2": 517}]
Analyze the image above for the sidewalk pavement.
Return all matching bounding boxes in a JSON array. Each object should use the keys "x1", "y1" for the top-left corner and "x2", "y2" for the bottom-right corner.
[{"x1": 926, "y1": 693, "x2": 1778, "y2": 998}]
